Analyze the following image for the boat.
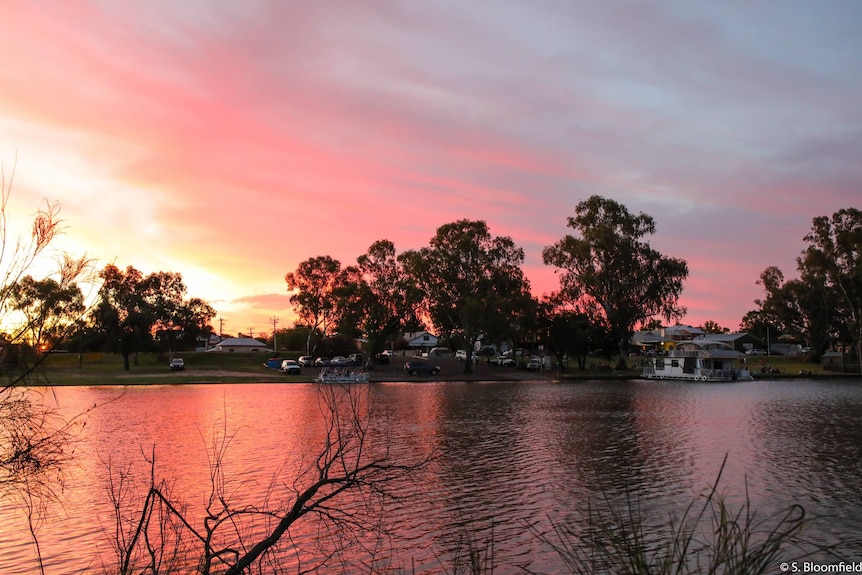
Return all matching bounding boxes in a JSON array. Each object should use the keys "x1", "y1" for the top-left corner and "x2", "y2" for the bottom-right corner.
[
  {"x1": 642, "y1": 341, "x2": 752, "y2": 382},
  {"x1": 315, "y1": 366, "x2": 371, "y2": 384}
]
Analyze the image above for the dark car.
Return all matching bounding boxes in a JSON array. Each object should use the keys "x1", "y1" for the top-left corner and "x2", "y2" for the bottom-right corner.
[
  {"x1": 403, "y1": 360, "x2": 440, "y2": 376},
  {"x1": 169, "y1": 357, "x2": 184, "y2": 371}
]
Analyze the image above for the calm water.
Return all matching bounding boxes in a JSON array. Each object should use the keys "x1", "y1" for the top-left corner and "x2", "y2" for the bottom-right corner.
[{"x1": 1, "y1": 379, "x2": 861, "y2": 573}]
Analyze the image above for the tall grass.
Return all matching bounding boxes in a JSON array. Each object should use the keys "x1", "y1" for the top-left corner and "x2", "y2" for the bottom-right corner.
[{"x1": 535, "y1": 457, "x2": 837, "y2": 575}]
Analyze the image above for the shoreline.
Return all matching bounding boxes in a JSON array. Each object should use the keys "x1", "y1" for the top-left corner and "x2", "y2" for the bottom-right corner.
[{"x1": 26, "y1": 353, "x2": 859, "y2": 387}]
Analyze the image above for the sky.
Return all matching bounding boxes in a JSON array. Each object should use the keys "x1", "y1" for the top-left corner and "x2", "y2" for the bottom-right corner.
[{"x1": 1, "y1": 1, "x2": 860, "y2": 338}]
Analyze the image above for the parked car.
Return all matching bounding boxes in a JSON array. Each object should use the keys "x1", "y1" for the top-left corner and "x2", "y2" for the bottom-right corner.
[
  {"x1": 455, "y1": 350, "x2": 468, "y2": 361},
  {"x1": 280, "y1": 359, "x2": 301, "y2": 375},
  {"x1": 403, "y1": 360, "x2": 441, "y2": 376},
  {"x1": 745, "y1": 349, "x2": 767, "y2": 355},
  {"x1": 375, "y1": 352, "x2": 391, "y2": 365},
  {"x1": 348, "y1": 353, "x2": 365, "y2": 366},
  {"x1": 314, "y1": 357, "x2": 330, "y2": 366},
  {"x1": 169, "y1": 357, "x2": 185, "y2": 371},
  {"x1": 497, "y1": 356, "x2": 516, "y2": 367},
  {"x1": 526, "y1": 357, "x2": 542, "y2": 371},
  {"x1": 298, "y1": 356, "x2": 314, "y2": 367},
  {"x1": 330, "y1": 356, "x2": 349, "y2": 365}
]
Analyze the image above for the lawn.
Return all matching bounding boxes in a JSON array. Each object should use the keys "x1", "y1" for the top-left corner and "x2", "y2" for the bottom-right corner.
[{"x1": 32, "y1": 351, "x2": 305, "y2": 386}]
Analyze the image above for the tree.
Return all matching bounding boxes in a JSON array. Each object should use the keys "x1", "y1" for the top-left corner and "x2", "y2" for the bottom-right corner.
[
  {"x1": 285, "y1": 256, "x2": 344, "y2": 355},
  {"x1": 401, "y1": 220, "x2": 531, "y2": 374},
  {"x1": 7, "y1": 257, "x2": 88, "y2": 352},
  {"x1": 751, "y1": 266, "x2": 834, "y2": 357},
  {"x1": 700, "y1": 320, "x2": 730, "y2": 334},
  {"x1": 352, "y1": 240, "x2": 421, "y2": 361},
  {"x1": 746, "y1": 208, "x2": 861, "y2": 364},
  {"x1": 92, "y1": 265, "x2": 215, "y2": 369},
  {"x1": 543, "y1": 196, "x2": 688, "y2": 369},
  {"x1": 108, "y1": 384, "x2": 429, "y2": 574},
  {"x1": 538, "y1": 295, "x2": 604, "y2": 372},
  {"x1": 0, "y1": 161, "x2": 92, "y2": 571},
  {"x1": 800, "y1": 208, "x2": 862, "y2": 369}
]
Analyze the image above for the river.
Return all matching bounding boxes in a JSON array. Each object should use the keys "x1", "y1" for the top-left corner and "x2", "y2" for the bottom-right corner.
[{"x1": 1, "y1": 378, "x2": 860, "y2": 573}]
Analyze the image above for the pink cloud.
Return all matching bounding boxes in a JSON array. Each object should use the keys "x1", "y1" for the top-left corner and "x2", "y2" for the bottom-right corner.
[{"x1": 1, "y1": 1, "x2": 859, "y2": 337}]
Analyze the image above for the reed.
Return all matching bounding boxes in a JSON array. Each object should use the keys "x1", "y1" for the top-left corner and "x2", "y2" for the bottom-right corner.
[{"x1": 535, "y1": 457, "x2": 838, "y2": 575}]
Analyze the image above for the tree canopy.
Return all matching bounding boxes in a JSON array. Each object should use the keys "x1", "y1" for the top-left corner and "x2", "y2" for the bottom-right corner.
[
  {"x1": 750, "y1": 207, "x2": 861, "y2": 365},
  {"x1": 91, "y1": 265, "x2": 215, "y2": 369},
  {"x1": 401, "y1": 219, "x2": 532, "y2": 373},
  {"x1": 543, "y1": 195, "x2": 688, "y2": 368}
]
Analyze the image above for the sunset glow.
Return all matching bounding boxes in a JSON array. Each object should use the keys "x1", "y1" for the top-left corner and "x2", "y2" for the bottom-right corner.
[{"x1": 2, "y1": 1, "x2": 860, "y2": 336}]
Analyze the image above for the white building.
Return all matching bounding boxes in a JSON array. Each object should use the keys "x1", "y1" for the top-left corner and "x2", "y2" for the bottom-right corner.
[{"x1": 206, "y1": 337, "x2": 270, "y2": 353}]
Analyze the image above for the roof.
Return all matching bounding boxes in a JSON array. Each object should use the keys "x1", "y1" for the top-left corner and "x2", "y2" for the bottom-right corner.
[
  {"x1": 208, "y1": 337, "x2": 269, "y2": 350},
  {"x1": 696, "y1": 333, "x2": 757, "y2": 343}
]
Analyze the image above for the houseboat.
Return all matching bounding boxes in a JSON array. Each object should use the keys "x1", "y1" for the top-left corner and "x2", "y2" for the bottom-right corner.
[
  {"x1": 315, "y1": 366, "x2": 371, "y2": 384},
  {"x1": 642, "y1": 341, "x2": 751, "y2": 382}
]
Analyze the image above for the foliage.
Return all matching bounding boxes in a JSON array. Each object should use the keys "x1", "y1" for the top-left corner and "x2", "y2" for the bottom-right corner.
[
  {"x1": 543, "y1": 196, "x2": 688, "y2": 369},
  {"x1": 401, "y1": 219, "x2": 533, "y2": 374},
  {"x1": 6, "y1": 264, "x2": 87, "y2": 351},
  {"x1": 353, "y1": 240, "x2": 422, "y2": 360},
  {"x1": 801, "y1": 208, "x2": 862, "y2": 368},
  {"x1": 700, "y1": 320, "x2": 730, "y2": 334},
  {"x1": 106, "y1": 384, "x2": 430, "y2": 574},
  {"x1": 538, "y1": 295, "x2": 605, "y2": 371},
  {"x1": 748, "y1": 207, "x2": 861, "y2": 364},
  {"x1": 91, "y1": 265, "x2": 215, "y2": 369},
  {"x1": 285, "y1": 255, "x2": 344, "y2": 354},
  {"x1": 0, "y1": 160, "x2": 94, "y2": 573}
]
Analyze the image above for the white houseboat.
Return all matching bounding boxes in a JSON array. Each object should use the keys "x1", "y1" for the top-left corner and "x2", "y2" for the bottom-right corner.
[{"x1": 642, "y1": 341, "x2": 751, "y2": 382}]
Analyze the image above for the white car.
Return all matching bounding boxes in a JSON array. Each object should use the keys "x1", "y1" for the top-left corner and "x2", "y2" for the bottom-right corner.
[
  {"x1": 455, "y1": 350, "x2": 468, "y2": 361},
  {"x1": 280, "y1": 360, "x2": 301, "y2": 375},
  {"x1": 297, "y1": 356, "x2": 314, "y2": 367},
  {"x1": 330, "y1": 356, "x2": 349, "y2": 365}
]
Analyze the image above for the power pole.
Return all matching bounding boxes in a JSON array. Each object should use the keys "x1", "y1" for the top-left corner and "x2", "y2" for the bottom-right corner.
[{"x1": 271, "y1": 316, "x2": 279, "y2": 352}]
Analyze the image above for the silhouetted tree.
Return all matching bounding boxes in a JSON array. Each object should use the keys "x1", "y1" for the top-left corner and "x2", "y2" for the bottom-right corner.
[
  {"x1": 401, "y1": 220, "x2": 531, "y2": 374},
  {"x1": 92, "y1": 265, "x2": 215, "y2": 369},
  {"x1": 285, "y1": 256, "x2": 344, "y2": 355},
  {"x1": 543, "y1": 196, "x2": 688, "y2": 369}
]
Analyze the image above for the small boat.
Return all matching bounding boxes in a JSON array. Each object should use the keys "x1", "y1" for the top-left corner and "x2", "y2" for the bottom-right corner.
[
  {"x1": 642, "y1": 341, "x2": 752, "y2": 382},
  {"x1": 315, "y1": 366, "x2": 371, "y2": 384}
]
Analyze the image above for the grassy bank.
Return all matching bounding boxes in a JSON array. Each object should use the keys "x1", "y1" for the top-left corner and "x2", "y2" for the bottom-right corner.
[
  {"x1": 35, "y1": 351, "x2": 299, "y2": 386},
  {"x1": 22, "y1": 351, "x2": 856, "y2": 386}
]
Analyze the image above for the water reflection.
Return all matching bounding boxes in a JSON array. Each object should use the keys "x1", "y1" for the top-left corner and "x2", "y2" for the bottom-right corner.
[{"x1": 0, "y1": 379, "x2": 860, "y2": 573}]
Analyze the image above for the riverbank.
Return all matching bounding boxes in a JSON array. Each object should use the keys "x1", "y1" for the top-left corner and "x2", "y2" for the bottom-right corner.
[
  {"x1": 34, "y1": 352, "x2": 564, "y2": 386},
  {"x1": 27, "y1": 351, "x2": 856, "y2": 386}
]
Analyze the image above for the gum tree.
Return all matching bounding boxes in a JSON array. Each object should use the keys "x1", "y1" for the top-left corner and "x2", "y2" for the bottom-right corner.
[
  {"x1": 543, "y1": 196, "x2": 688, "y2": 369},
  {"x1": 352, "y1": 240, "x2": 421, "y2": 361},
  {"x1": 285, "y1": 255, "x2": 344, "y2": 355},
  {"x1": 401, "y1": 219, "x2": 531, "y2": 374},
  {"x1": 799, "y1": 208, "x2": 862, "y2": 368}
]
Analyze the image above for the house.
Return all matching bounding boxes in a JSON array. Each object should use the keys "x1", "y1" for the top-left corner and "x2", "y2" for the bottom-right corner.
[
  {"x1": 663, "y1": 325, "x2": 705, "y2": 342},
  {"x1": 631, "y1": 330, "x2": 664, "y2": 353},
  {"x1": 695, "y1": 332, "x2": 763, "y2": 353},
  {"x1": 632, "y1": 327, "x2": 761, "y2": 355},
  {"x1": 206, "y1": 337, "x2": 270, "y2": 353},
  {"x1": 403, "y1": 331, "x2": 438, "y2": 353}
]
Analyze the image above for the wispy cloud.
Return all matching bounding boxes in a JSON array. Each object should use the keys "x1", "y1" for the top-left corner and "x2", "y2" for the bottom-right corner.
[{"x1": 1, "y1": 0, "x2": 859, "y2": 331}]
